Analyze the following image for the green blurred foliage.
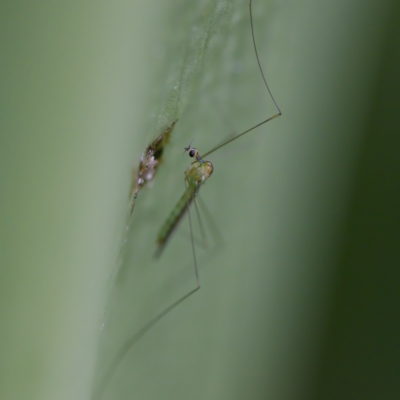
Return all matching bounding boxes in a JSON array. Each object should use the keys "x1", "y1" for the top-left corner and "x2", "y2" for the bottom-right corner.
[{"x1": 1, "y1": 1, "x2": 399, "y2": 400}]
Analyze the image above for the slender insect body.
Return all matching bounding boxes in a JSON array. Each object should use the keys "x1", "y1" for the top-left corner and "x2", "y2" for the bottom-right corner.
[
  {"x1": 155, "y1": 0, "x2": 281, "y2": 289},
  {"x1": 94, "y1": 2, "x2": 282, "y2": 397},
  {"x1": 156, "y1": 157, "x2": 213, "y2": 256}
]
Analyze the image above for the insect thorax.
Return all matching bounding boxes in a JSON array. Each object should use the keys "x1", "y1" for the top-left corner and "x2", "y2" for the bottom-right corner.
[{"x1": 185, "y1": 161, "x2": 213, "y2": 184}]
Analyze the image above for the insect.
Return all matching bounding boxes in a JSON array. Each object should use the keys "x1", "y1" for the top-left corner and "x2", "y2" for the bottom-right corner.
[
  {"x1": 155, "y1": 0, "x2": 282, "y2": 290},
  {"x1": 92, "y1": 3, "x2": 282, "y2": 398}
]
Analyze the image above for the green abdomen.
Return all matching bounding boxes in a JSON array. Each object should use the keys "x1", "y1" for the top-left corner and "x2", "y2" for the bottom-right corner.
[{"x1": 156, "y1": 183, "x2": 197, "y2": 251}]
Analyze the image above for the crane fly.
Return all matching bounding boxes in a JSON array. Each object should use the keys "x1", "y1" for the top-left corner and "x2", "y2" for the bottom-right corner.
[
  {"x1": 155, "y1": 0, "x2": 282, "y2": 290},
  {"x1": 92, "y1": 3, "x2": 282, "y2": 397}
]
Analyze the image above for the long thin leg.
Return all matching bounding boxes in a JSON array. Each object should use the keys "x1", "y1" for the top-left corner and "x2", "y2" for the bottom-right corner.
[
  {"x1": 185, "y1": 179, "x2": 200, "y2": 289},
  {"x1": 201, "y1": 0, "x2": 281, "y2": 160},
  {"x1": 249, "y1": 0, "x2": 281, "y2": 114},
  {"x1": 193, "y1": 195, "x2": 207, "y2": 249},
  {"x1": 92, "y1": 288, "x2": 199, "y2": 400},
  {"x1": 196, "y1": 194, "x2": 224, "y2": 248}
]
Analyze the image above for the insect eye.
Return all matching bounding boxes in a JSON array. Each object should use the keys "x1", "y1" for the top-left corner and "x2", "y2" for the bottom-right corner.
[{"x1": 189, "y1": 149, "x2": 196, "y2": 158}]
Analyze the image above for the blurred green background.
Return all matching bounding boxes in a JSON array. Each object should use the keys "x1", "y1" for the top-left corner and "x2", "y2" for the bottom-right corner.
[{"x1": 1, "y1": 0, "x2": 399, "y2": 399}]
